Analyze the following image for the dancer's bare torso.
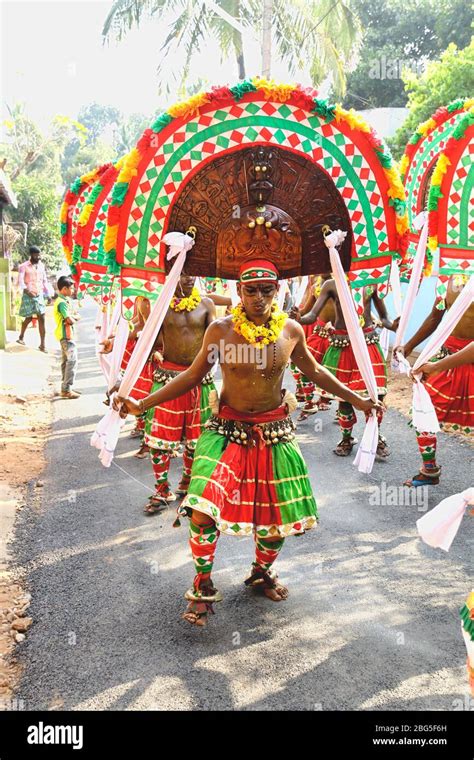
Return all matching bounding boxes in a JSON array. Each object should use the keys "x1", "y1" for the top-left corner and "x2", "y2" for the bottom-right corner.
[{"x1": 157, "y1": 299, "x2": 215, "y2": 366}]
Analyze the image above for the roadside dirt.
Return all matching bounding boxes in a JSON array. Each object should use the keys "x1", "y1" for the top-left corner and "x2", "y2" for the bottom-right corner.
[{"x1": 0, "y1": 328, "x2": 54, "y2": 709}]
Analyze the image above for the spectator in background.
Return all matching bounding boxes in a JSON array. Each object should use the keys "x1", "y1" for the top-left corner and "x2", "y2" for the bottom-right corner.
[
  {"x1": 54, "y1": 276, "x2": 81, "y2": 399},
  {"x1": 16, "y1": 246, "x2": 52, "y2": 352}
]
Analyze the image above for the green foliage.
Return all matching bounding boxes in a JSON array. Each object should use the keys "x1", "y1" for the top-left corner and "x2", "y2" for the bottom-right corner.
[
  {"x1": 1, "y1": 104, "x2": 88, "y2": 270},
  {"x1": 342, "y1": 0, "x2": 473, "y2": 109},
  {"x1": 103, "y1": 0, "x2": 361, "y2": 98},
  {"x1": 7, "y1": 174, "x2": 62, "y2": 271},
  {"x1": 61, "y1": 139, "x2": 116, "y2": 187},
  {"x1": 77, "y1": 103, "x2": 121, "y2": 144},
  {"x1": 389, "y1": 41, "x2": 474, "y2": 158}
]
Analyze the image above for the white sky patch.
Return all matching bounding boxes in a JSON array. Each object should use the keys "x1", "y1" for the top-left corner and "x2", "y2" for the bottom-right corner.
[{"x1": 1, "y1": 0, "x2": 316, "y2": 130}]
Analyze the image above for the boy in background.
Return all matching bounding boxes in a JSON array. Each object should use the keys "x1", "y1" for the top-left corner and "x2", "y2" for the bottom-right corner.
[{"x1": 54, "y1": 276, "x2": 80, "y2": 399}]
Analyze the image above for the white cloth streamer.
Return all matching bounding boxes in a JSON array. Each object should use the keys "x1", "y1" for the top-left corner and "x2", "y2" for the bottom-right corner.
[
  {"x1": 416, "y1": 487, "x2": 474, "y2": 552},
  {"x1": 227, "y1": 280, "x2": 239, "y2": 306},
  {"x1": 410, "y1": 276, "x2": 474, "y2": 433},
  {"x1": 392, "y1": 215, "x2": 428, "y2": 372},
  {"x1": 95, "y1": 305, "x2": 111, "y2": 383},
  {"x1": 325, "y1": 230, "x2": 379, "y2": 474},
  {"x1": 277, "y1": 280, "x2": 288, "y2": 310},
  {"x1": 91, "y1": 232, "x2": 195, "y2": 467}
]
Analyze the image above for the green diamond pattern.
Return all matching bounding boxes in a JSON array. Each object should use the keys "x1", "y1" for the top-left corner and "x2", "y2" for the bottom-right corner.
[
  {"x1": 273, "y1": 129, "x2": 286, "y2": 144},
  {"x1": 245, "y1": 103, "x2": 260, "y2": 115},
  {"x1": 333, "y1": 133, "x2": 346, "y2": 147},
  {"x1": 129, "y1": 221, "x2": 139, "y2": 234},
  {"x1": 353, "y1": 222, "x2": 365, "y2": 234},
  {"x1": 190, "y1": 150, "x2": 201, "y2": 161},
  {"x1": 373, "y1": 206, "x2": 384, "y2": 218},
  {"x1": 365, "y1": 180, "x2": 376, "y2": 192},
  {"x1": 150, "y1": 221, "x2": 161, "y2": 233},
  {"x1": 163, "y1": 143, "x2": 174, "y2": 154},
  {"x1": 135, "y1": 194, "x2": 146, "y2": 207},
  {"x1": 171, "y1": 171, "x2": 183, "y2": 182},
  {"x1": 245, "y1": 127, "x2": 258, "y2": 140},
  {"x1": 146, "y1": 167, "x2": 158, "y2": 180},
  {"x1": 347, "y1": 199, "x2": 359, "y2": 210},
  {"x1": 301, "y1": 139, "x2": 313, "y2": 153},
  {"x1": 213, "y1": 110, "x2": 228, "y2": 121},
  {"x1": 185, "y1": 122, "x2": 199, "y2": 133},
  {"x1": 216, "y1": 135, "x2": 230, "y2": 148},
  {"x1": 352, "y1": 155, "x2": 363, "y2": 168},
  {"x1": 277, "y1": 104, "x2": 292, "y2": 118}
]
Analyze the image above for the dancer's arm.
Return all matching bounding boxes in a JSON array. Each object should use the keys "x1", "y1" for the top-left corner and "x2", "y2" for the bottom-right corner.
[
  {"x1": 114, "y1": 321, "x2": 221, "y2": 417},
  {"x1": 289, "y1": 321, "x2": 383, "y2": 414}
]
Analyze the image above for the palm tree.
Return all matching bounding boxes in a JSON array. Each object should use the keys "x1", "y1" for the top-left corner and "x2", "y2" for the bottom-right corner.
[
  {"x1": 103, "y1": 0, "x2": 361, "y2": 98},
  {"x1": 103, "y1": 0, "x2": 247, "y2": 92}
]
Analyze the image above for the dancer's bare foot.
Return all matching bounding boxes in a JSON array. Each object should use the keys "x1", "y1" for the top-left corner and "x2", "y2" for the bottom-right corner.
[
  {"x1": 244, "y1": 567, "x2": 288, "y2": 601},
  {"x1": 183, "y1": 583, "x2": 222, "y2": 625},
  {"x1": 262, "y1": 582, "x2": 289, "y2": 601},
  {"x1": 182, "y1": 602, "x2": 209, "y2": 626}
]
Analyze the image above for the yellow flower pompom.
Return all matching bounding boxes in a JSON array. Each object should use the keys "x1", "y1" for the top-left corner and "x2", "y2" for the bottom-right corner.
[
  {"x1": 103, "y1": 224, "x2": 118, "y2": 253},
  {"x1": 168, "y1": 92, "x2": 210, "y2": 119},
  {"x1": 432, "y1": 154, "x2": 451, "y2": 186},
  {"x1": 78, "y1": 203, "x2": 93, "y2": 227}
]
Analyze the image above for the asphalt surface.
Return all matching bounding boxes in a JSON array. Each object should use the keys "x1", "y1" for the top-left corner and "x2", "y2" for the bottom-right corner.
[{"x1": 14, "y1": 300, "x2": 473, "y2": 711}]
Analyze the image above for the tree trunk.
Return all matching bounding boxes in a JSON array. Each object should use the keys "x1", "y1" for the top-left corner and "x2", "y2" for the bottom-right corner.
[
  {"x1": 262, "y1": 0, "x2": 273, "y2": 78},
  {"x1": 237, "y1": 50, "x2": 246, "y2": 79}
]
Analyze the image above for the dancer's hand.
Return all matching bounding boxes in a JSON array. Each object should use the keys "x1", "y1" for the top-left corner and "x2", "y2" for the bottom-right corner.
[
  {"x1": 391, "y1": 316, "x2": 400, "y2": 332},
  {"x1": 113, "y1": 395, "x2": 142, "y2": 418},
  {"x1": 289, "y1": 306, "x2": 301, "y2": 322},
  {"x1": 99, "y1": 338, "x2": 114, "y2": 354},
  {"x1": 393, "y1": 344, "x2": 406, "y2": 357},
  {"x1": 410, "y1": 363, "x2": 432, "y2": 383},
  {"x1": 354, "y1": 396, "x2": 384, "y2": 415},
  {"x1": 152, "y1": 350, "x2": 163, "y2": 364}
]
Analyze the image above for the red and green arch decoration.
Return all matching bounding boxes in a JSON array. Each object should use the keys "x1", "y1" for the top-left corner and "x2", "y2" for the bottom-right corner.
[
  {"x1": 103, "y1": 77, "x2": 408, "y2": 318},
  {"x1": 60, "y1": 163, "x2": 112, "y2": 266},
  {"x1": 426, "y1": 108, "x2": 474, "y2": 307},
  {"x1": 400, "y1": 99, "x2": 474, "y2": 280},
  {"x1": 71, "y1": 161, "x2": 124, "y2": 303}
]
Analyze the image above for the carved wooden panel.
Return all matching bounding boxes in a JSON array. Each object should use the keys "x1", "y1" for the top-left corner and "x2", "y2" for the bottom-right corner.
[{"x1": 167, "y1": 146, "x2": 352, "y2": 277}]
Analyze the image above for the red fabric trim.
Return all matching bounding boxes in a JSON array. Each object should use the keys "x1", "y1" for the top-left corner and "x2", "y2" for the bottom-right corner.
[
  {"x1": 218, "y1": 403, "x2": 288, "y2": 423},
  {"x1": 159, "y1": 359, "x2": 191, "y2": 371}
]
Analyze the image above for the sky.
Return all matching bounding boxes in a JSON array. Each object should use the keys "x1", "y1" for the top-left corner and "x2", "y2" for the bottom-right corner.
[{"x1": 1, "y1": 0, "x2": 312, "y2": 131}]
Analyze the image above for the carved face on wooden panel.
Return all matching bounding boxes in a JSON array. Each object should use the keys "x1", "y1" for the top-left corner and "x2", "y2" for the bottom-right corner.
[{"x1": 166, "y1": 145, "x2": 352, "y2": 277}]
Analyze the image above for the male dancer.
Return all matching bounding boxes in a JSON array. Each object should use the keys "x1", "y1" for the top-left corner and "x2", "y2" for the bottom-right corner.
[
  {"x1": 115, "y1": 259, "x2": 382, "y2": 625},
  {"x1": 397, "y1": 275, "x2": 473, "y2": 486},
  {"x1": 291, "y1": 274, "x2": 336, "y2": 419},
  {"x1": 17, "y1": 246, "x2": 51, "y2": 352},
  {"x1": 143, "y1": 274, "x2": 216, "y2": 513},
  {"x1": 291, "y1": 278, "x2": 399, "y2": 456}
]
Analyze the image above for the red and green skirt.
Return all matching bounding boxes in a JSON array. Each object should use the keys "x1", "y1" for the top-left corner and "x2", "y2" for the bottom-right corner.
[
  {"x1": 180, "y1": 403, "x2": 318, "y2": 538},
  {"x1": 424, "y1": 335, "x2": 474, "y2": 435},
  {"x1": 322, "y1": 328, "x2": 387, "y2": 397},
  {"x1": 144, "y1": 360, "x2": 215, "y2": 451},
  {"x1": 307, "y1": 319, "x2": 332, "y2": 364}
]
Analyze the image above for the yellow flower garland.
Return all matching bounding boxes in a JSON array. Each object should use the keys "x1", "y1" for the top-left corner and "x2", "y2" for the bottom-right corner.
[
  {"x1": 231, "y1": 302, "x2": 287, "y2": 348},
  {"x1": 170, "y1": 287, "x2": 201, "y2": 312}
]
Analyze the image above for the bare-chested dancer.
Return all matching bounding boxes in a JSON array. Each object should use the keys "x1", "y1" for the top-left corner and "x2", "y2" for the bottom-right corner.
[
  {"x1": 291, "y1": 278, "x2": 398, "y2": 457},
  {"x1": 142, "y1": 274, "x2": 216, "y2": 513},
  {"x1": 291, "y1": 274, "x2": 336, "y2": 419},
  {"x1": 115, "y1": 259, "x2": 382, "y2": 626},
  {"x1": 396, "y1": 275, "x2": 473, "y2": 486}
]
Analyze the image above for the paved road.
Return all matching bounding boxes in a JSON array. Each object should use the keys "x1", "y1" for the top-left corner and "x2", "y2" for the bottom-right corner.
[{"x1": 14, "y1": 301, "x2": 473, "y2": 710}]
